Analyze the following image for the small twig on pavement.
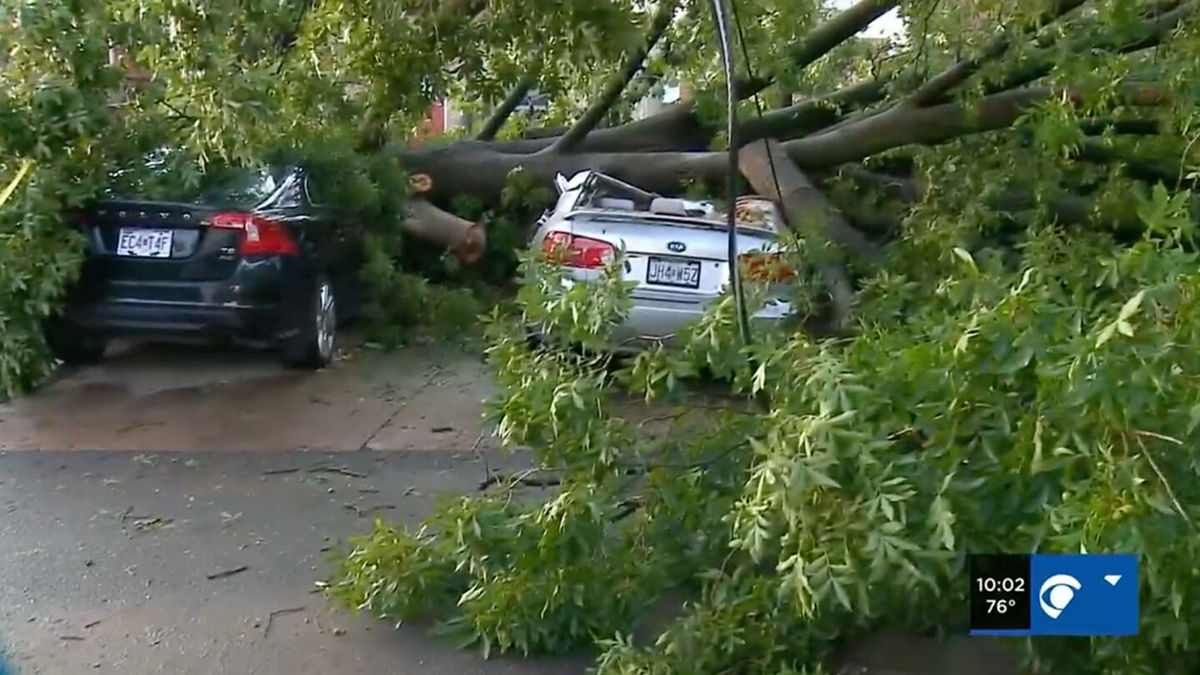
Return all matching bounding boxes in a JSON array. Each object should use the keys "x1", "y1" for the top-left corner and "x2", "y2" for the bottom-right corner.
[
  {"x1": 205, "y1": 565, "x2": 249, "y2": 580},
  {"x1": 307, "y1": 465, "x2": 367, "y2": 479},
  {"x1": 343, "y1": 504, "x2": 396, "y2": 518},
  {"x1": 59, "y1": 635, "x2": 85, "y2": 641},
  {"x1": 262, "y1": 467, "x2": 299, "y2": 476},
  {"x1": 84, "y1": 620, "x2": 101, "y2": 629},
  {"x1": 264, "y1": 606, "x2": 306, "y2": 638},
  {"x1": 478, "y1": 467, "x2": 554, "y2": 490},
  {"x1": 468, "y1": 431, "x2": 491, "y2": 485}
]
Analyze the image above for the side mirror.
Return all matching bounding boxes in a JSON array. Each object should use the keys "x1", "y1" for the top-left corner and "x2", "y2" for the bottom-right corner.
[{"x1": 554, "y1": 174, "x2": 569, "y2": 193}]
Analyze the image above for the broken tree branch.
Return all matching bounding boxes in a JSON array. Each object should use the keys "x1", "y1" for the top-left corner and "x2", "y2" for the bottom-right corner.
[
  {"x1": 987, "y1": 0, "x2": 1197, "y2": 94},
  {"x1": 402, "y1": 198, "x2": 487, "y2": 264},
  {"x1": 1071, "y1": 138, "x2": 1185, "y2": 185},
  {"x1": 741, "y1": 79, "x2": 890, "y2": 142},
  {"x1": 737, "y1": 0, "x2": 901, "y2": 98},
  {"x1": 476, "y1": 73, "x2": 536, "y2": 141},
  {"x1": 550, "y1": 2, "x2": 676, "y2": 153},
  {"x1": 902, "y1": 0, "x2": 1089, "y2": 107}
]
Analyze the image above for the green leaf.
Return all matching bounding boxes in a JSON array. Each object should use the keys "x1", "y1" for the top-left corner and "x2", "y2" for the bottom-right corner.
[{"x1": 1117, "y1": 291, "x2": 1145, "y2": 322}]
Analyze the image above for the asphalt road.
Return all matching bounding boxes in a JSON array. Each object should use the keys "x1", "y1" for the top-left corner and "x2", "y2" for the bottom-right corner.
[{"x1": 0, "y1": 448, "x2": 589, "y2": 675}]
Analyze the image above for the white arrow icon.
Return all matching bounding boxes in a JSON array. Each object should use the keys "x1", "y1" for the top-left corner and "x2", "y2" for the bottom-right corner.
[{"x1": 1104, "y1": 574, "x2": 1122, "y2": 586}]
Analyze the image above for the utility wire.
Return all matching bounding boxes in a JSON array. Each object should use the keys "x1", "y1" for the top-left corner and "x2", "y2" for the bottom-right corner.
[
  {"x1": 728, "y1": 0, "x2": 788, "y2": 227},
  {"x1": 707, "y1": 0, "x2": 753, "y2": 346}
]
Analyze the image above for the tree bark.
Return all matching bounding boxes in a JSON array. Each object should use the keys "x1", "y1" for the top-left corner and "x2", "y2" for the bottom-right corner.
[
  {"x1": 402, "y1": 199, "x2": 487, "y2": 264},
  {"x1": 471, "y1": 78, "x2": 887, "y2": 157},
  {"x1": 740, "y1": 142, "x2": 884, "y2": 264},
  {"x1": 549, "y1": 2, "x2": 676, "y2": 153}
]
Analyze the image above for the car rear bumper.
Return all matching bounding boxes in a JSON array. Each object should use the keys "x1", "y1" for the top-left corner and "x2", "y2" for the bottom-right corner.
[
  {"x1": 62, "y1": 299, "x2": 288, "y2": 344},
  {"x1": 58, "y1": 265, "x2": 312, "y2": 345},
  {"x1": 610, "y1": 296, "x2": 792, "y2": 350}
]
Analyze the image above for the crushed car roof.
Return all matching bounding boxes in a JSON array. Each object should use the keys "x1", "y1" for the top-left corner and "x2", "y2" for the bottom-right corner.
[{"x1": 551, "y1": 170, "x2": 782, "y2": 234}]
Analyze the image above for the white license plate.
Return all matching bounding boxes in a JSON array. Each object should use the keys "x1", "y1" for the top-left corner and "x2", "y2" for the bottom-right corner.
[
  {"x1": 646, "y1": 256, "x2": 701, "y2": 289},
  {"x1": 116, "y1": 228, "x2": 174, "y2": 258}
]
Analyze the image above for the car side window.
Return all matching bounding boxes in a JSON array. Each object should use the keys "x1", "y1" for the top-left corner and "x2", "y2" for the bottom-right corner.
[{"x1": 274, "y1": 174, "x2": 305, "y2": 208}]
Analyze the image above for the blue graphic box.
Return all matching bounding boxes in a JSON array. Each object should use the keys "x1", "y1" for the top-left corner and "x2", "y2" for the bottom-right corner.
[{"x1": 1029, "y1": 553, "x2": 1139, "y2": 636}]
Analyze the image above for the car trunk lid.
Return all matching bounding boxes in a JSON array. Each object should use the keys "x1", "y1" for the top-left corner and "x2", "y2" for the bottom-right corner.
[{"x1": 76, "y1": 200, "x2": 242, "y2": 283}]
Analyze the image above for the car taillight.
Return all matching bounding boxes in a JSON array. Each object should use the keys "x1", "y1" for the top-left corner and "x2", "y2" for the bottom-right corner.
[
  {"x1": 738, "y1": 252, "x2": 794, "y2": 282},
  {"x1": 210, "y1": 212, "x2": 298, "y2": 256},
  {"x1": 540, "y1": 231, "x2": 615, "y2": 269}
]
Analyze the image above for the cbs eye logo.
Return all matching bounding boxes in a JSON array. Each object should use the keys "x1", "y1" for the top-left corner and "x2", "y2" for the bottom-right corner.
[{"x1": 1039, "y1": 574, "x2": 1082, "y2": 619}]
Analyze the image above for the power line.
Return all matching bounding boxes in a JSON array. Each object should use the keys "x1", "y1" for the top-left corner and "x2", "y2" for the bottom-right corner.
[{"x1": 706, "y1": 0, "x2": 753, "y2": 346}]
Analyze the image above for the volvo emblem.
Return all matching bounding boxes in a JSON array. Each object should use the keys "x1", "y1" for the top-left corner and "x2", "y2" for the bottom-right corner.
[{"x1": 667, "y1": 241, "x2": 686, "y2": 253}]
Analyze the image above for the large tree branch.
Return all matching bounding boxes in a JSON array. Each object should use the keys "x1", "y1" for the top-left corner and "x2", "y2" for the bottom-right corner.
[
  {"x1": 987, "y1": 0, "x2": 1197, "y2": 93},
  {"x1": 831, "y1": 170, "x2": 1147, "y2": 235},
  {"x1": 736, "y1": 0, "x2": 901, "y2": 98},
  {"x1": 470, "y1": 1, "x2": 900, "y2": 156},
  {"x1": 476, "y1": 74, "x2": 536, "y2": 141},
  {"x1": 480, "y1": 79, "x2": 887, "y2": 157},
  {"x1": 741, "y1": 140, "x2": 885, "y2": 266},
  {"x1": 549, "y1": 2, "x2": 676, "y2": 153},
  {"x1": 741, "y1": 79, "x2": 890, "y2": 142},
  {"x1": 393, "y1": 84, "x2": 1168, "y2": 200},
  {"x1": 401, "y1": 199, "x2": 486, "y2": 263},
  {"x1": 1071, "y1": 138, "x2": 1186, "y2": 185},
  {"x1": 902, "y1": 0, "x2": 1089, "y2": 107},
  {"x1": 780, "y1": 83, "x2": 1167, "y2": 175},
  {"x1": 487, "y1": 104, "x2": 710, "y2": 154}
]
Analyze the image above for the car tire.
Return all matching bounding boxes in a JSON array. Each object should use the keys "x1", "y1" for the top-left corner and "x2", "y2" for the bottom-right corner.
[
  {"x1": 45, "y1": 325, "x2": 107, "y2": 365},
  {"x1": 281, "y1": 275, "x2": 337, "y2": 370}
]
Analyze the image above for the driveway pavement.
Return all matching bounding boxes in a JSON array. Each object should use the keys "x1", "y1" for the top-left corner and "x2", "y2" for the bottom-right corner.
[{"x1": 0, "y1": 340, "x2": 493, "y2": 453}]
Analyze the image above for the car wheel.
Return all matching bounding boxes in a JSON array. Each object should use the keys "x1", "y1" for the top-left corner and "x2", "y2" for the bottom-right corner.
[
  {"x1": 45, "y1": 324, "x2": 107, "y2": 365},
  {"x1": 281, "y1": 275, "x2": 337, "y2": 369}
]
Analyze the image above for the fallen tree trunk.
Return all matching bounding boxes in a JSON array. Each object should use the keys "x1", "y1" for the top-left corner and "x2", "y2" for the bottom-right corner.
[
  {"x1": 394, "y1": 83, "x2": 1168, "y2": 202},
  {"x1": 739, "y1": 139, "x2": 858, "y2": 331},
  {"x1": 401, "y1": 199, "x2": 487, "y2": 264}
]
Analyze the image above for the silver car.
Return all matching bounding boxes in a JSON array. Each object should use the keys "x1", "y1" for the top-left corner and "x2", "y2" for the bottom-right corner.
[{"x1": 528, "y1": 170, "x2": 794, "y2": 350}]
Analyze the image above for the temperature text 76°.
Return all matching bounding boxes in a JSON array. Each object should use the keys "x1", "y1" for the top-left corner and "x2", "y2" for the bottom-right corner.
[{"x1": 986, "y1": 598, "x2": 1017, "y2": 614}]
